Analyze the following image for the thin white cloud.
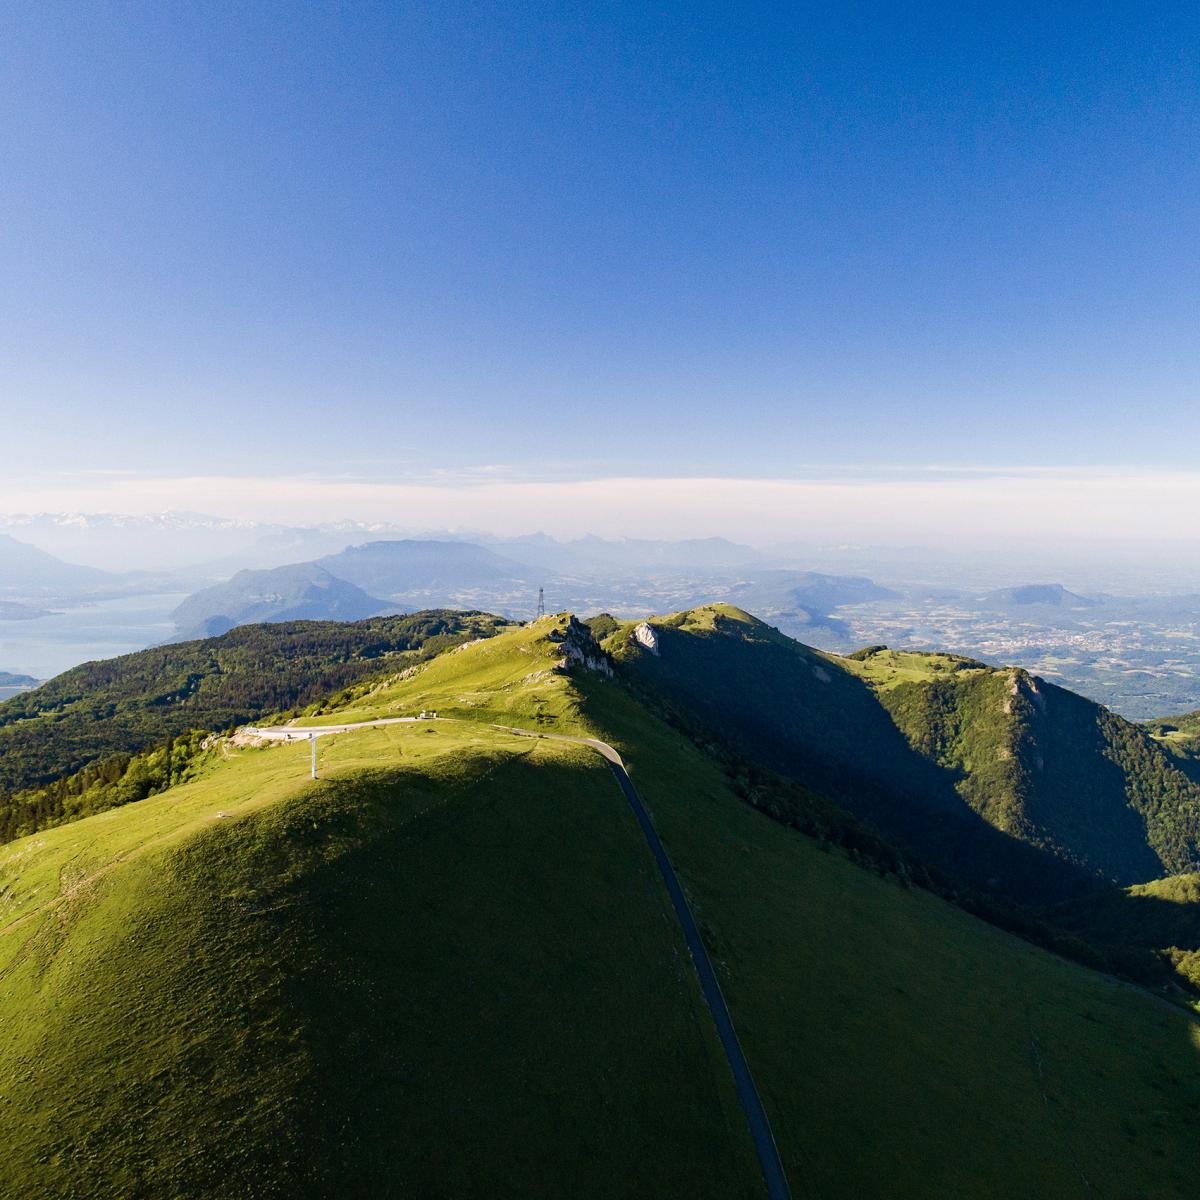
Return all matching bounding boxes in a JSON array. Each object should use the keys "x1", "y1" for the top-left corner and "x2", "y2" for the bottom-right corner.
[{"x1": 1, "y1": 467, "x2": 1196, "y2": 546}]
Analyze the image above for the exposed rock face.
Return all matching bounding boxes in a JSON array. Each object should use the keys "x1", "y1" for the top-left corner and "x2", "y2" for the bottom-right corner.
[
  {"x1": 634, "y1": 622, "x2": 659, "y2": 655},
  {"x1": 558, "y1": 640, "x2": 613, "y2": 676},
  {"x1": 547, "y1": 616, "x2": 614, "y2": 676},
  {"x1": 1004, "y1": 667, "x2": 1046, "y2": 715}
]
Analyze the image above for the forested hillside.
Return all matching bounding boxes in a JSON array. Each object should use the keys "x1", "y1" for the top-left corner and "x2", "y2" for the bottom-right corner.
[
  {"x1": 0, "y1": 611, "x2": 513, "y2": 812},
  {"x1": 875, "y1": 658, "x2": 1200, "y2": 883},
  {"x1": 1147, "y1": 710, "x2": 1200, "y2": 785}
]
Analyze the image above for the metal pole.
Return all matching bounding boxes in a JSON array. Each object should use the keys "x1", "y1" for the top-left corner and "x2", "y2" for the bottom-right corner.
[{"x1": 310, "y1": 734, "x2": 317, "y2": 780}]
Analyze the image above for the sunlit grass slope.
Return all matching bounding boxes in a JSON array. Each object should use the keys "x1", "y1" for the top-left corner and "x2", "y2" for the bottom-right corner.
[
  {"x1": 291, "y1": 612, "x2": 603, "y2": 731},
  {"x1": 841, "y1": 644, "x2": 990, "y2": 687},
  {"x1": 1148, "y1": 710, "x2": 1200, "y2": 786},
  {"x1": 0, "y1": 720, "x2": 758, "y2": 1199},
  {"x1": 5, "y1": 611, "x2": 1200, "y2": 1198}
]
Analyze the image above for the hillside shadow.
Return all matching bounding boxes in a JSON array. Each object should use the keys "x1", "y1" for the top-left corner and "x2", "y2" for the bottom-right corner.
[
  {"x1": 617, "y1": 619, "x2": 1103, "y2": 906},
  {"x1": 1050, "y1": 883, "x2": 1200, "y2": 956},
  {"x1": 1025, "y1": 682, "x2": 1169, "y2": 884}
]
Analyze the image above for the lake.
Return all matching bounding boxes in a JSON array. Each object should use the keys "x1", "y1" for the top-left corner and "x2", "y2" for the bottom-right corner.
[{"x1": 0, "y1": 592, "x2": 189, "y2": 681}]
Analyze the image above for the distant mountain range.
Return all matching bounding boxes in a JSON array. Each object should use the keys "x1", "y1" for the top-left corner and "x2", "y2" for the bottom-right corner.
[
  {"x1": 170, "y1": 540, "x2": 539, "y2": 637},
  {"x1": 7, "y1": 512, "x2": 1199, "y2": 727},
  {"x1": 173, "y1": 534, "x2": 1127, "y2": 655},
  {"x1": 317, "y1": 539, "x2": 531, "y2": 597},
  {"x1": 485, "y1": 533, "x2": 764, "y2": 574},
  {"x1": 167, "y1": 537, "x2": 899, "y2": 640},
  {"x1": 0, "y1": 512, "x2": 769, "y2": 578},
  {"x1": 0, "y1": 511, "x2": 374, "y2": 573},
  {"x1": 190, "y1": 527, "x2": 372, "y2": 577}
]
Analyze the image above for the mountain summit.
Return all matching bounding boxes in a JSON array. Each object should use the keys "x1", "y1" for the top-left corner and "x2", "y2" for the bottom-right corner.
[{"x1": 983, "y1": 583, "x2": 1098, "y2": 608}]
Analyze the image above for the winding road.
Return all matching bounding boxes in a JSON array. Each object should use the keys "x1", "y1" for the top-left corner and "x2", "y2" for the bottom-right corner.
[{"x1": 242, "y1": 716, "x2": 793, "y2": 1200}]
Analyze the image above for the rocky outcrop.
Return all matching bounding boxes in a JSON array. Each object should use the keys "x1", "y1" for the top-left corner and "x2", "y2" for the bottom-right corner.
[
  {"x1": 547, "y1": 616, "x2": 614, "y2": 676},
  {"x1": 634, "y1": 622, "x2": 659, "y2": 655},
  {"x1": 1004, "y1": 667, "x2": 1046, "y2": 715}
]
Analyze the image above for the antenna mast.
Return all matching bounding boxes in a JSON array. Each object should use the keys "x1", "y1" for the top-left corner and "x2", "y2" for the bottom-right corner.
[{"x1": 536, "y1": 586, "x2": 545, "y2": 619}]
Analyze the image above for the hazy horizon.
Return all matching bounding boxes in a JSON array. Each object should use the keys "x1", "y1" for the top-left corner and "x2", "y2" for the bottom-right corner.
[
  {"x1": 6, "y1": 465, "x2": 1200, "y2": 556},
  {"x1": 3, "y1": 3, "x2": 1199, "y2": 688}
]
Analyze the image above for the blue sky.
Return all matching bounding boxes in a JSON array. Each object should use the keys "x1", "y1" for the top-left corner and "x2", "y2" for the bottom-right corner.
[{"x1": 2, "y1": 2, "x2": 1198, "y2": 519}]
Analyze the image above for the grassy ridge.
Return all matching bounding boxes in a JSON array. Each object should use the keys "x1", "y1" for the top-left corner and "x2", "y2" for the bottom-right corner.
[
  {"x1": 0, "y1": 723, "x2": 758, "y2": 1199},
  {"x1": 287, "y1": 613, "x2": 600, "y2": 732},
  {"x1": 329, "y1": 613, "x2": 1200, "y2": 988},
  {"x1": 249, "y1": 619, "x2": 1200, "y2": 1191}
]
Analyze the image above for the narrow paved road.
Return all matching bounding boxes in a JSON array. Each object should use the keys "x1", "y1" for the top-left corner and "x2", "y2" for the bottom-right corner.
[{"x1": 244, "y1": 716, "x2": 793, "y2": 1200}]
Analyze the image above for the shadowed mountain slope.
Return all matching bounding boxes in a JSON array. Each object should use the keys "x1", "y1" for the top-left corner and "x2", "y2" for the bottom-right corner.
[{"x1": 605, "y1": 606, "x2": 1200, "y2": 895}]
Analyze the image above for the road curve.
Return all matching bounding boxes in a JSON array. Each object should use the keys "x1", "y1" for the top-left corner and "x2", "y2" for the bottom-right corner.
[{"x1": 242, "y1": 716, "x2": 793, "y2": 1200}]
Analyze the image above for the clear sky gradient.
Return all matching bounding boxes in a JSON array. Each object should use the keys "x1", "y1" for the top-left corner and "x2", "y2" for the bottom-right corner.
[{"x1": 2, "y1": 3, "x2": 1198, "y2": 532}]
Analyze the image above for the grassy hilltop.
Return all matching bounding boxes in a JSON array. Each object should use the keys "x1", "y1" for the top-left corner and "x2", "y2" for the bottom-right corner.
[
  {"x1": 0, "y1": 722, "x2": 757, "y2": 1198},
  {"x1": 0, "y1": 610, "x2": 514, "y2": 842},
  {"x1": 4, "y1": 612, "x2": 1200, "y2": 1196}
]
